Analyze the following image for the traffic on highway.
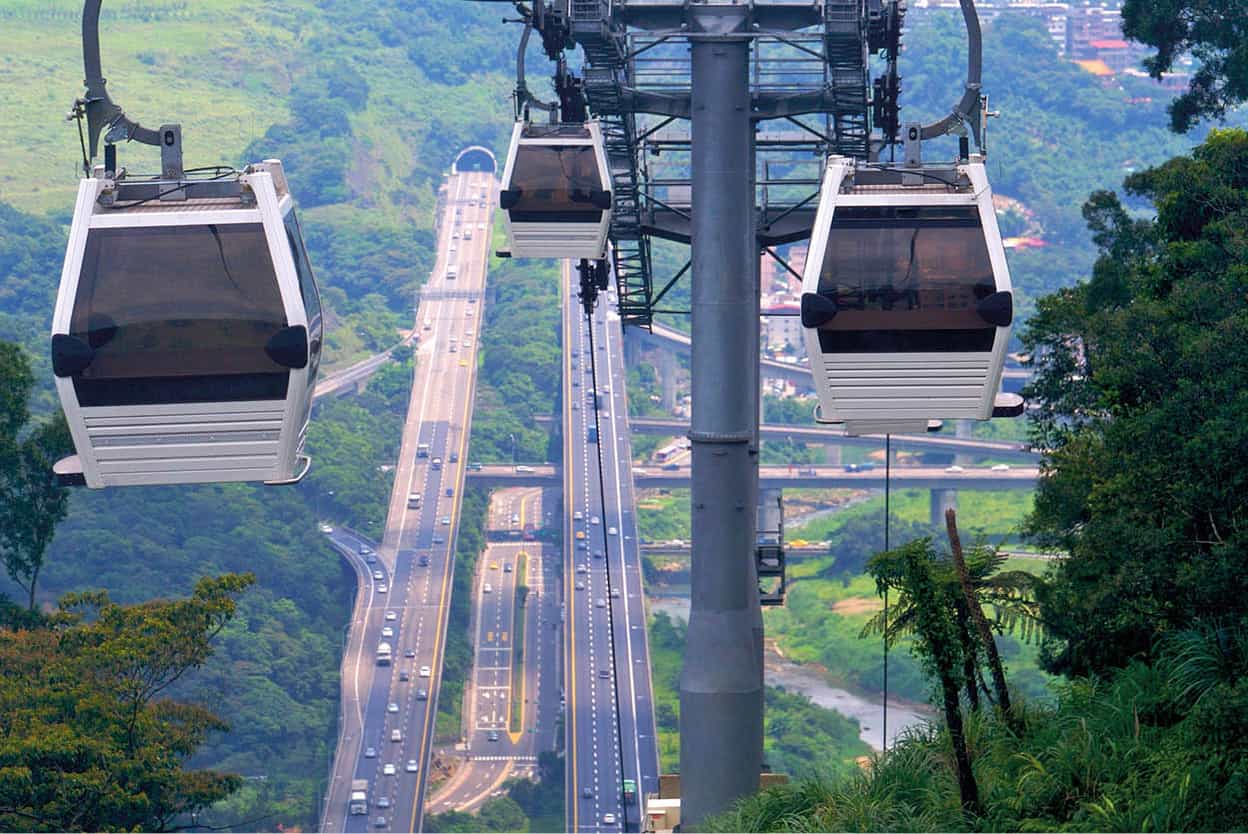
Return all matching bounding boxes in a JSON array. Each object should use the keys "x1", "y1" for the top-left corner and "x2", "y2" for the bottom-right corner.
[
  {"x1": 562, "y1": 263, "x2": 660, "y2": 832},
  {"x1": 322, "y1": 170, "x2": 495, "y2": 833}
]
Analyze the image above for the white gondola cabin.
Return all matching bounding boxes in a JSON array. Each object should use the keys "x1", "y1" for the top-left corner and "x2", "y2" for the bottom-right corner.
[
  {"x1": 800, "y1": 156, "x2": 1014, "y2": 436},
  {"x1": 499, "y1": 121, "x2": 612, "y2": 259},
  {"x1": 50, "y1": 160, "x2": 323, "y2": 487}
]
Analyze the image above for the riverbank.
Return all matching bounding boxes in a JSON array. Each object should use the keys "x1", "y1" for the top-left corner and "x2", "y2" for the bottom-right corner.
[{"x1": 647, "y1": 595, "x2": 932, "y2": 751}]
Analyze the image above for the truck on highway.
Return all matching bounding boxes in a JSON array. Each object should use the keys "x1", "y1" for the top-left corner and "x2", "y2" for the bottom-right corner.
[
  {"x1": 417, "y1": 443, "x2": 430, "y2": 458},
  {"x1": 622, "y1": 778, "x2": 637, "y2": 803},
  {"x1": 377, "y1": 642, "x2": 393, "y2": 666},
  {"x1": 350, "y1": 779, "x2": 369, "y2": 815}
]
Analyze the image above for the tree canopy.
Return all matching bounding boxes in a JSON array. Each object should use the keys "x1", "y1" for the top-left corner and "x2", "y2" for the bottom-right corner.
[
  {"x1": 0, "y1": 574, "x2": 253, "y2": 832},
  {"x1": 0, "y1": 341, "x2": 71, "y2": 610},
  {"x1": 1123, "y1": 0, "x2": 1248, "y2": 132},
  {"x1": 1024, "y1": 129, "x2": 1248, "y2": 676}
]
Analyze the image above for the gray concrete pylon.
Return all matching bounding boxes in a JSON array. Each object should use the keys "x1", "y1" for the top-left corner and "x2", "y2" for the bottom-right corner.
[{"x1": 678, "y1": 7, "x2": 765, "y2": 828}]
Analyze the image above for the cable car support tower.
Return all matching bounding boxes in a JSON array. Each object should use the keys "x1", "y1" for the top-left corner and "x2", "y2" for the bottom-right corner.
[{"x1": 499, "y1": 0, "x2": 996, "y2": 826}]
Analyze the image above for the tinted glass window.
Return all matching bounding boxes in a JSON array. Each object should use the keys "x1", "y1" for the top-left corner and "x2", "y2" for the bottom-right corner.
[
  {"x1": 283, "y1": 209, "x2": 323, "y2": 381},
  {"x1": 509, "y1": 145, "x2": 605, "y2": 221},
  {"x1": 69, "y1": 224, "x2": 289, "y2": 405},
  {"x1": 815, "y1": 206, "x2": 997, "y2": 353}
]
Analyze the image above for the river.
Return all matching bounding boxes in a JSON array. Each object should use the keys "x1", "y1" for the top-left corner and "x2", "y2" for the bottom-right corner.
[{"x1": 648, "y1": 595, "x2": 931, "y2": 751}]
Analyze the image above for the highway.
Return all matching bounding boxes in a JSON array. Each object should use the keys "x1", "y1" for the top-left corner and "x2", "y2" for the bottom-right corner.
[
  {"x1": 314, "y1": 333, "x2": 417, "y2": 402},
  {"x1": 425, "y1": 487, "x2": 562, "y2": 814},
  {"x1": 562, "y1": 264, "x2": 660, "y2": 833},
  {"x1": 628, "y1": 417, "x2": 1040, "y2": 462},
  {"x1": 468, "y1": 462, "x2": 1040, "y2": 490},
  {"x1": 637, "y1": 320, "x2": 1033, "y2": 391},
  {"x1": 321, "y1": 168, "x2": 495, "y2": 834}
]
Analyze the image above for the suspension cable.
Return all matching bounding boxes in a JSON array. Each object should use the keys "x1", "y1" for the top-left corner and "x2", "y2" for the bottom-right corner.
[
  {"x1": 582, "y1": 291, "x2": 632, "y2": 821},
  {"x1": 883, "y1": 433, "x2": 891, "y2": 753}
]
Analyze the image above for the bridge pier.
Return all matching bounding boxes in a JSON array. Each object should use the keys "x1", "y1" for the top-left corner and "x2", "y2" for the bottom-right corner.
[
  {"x1": 931, "y1": 420, "x2": 973, "y2": 527},
  {"x1": 930, "y1": 488, "x2": 958, "y2": 527},
  {"x1": 658, "y1": 349, "x2": 679, "y2": 412},
  {"x1": 680, "y1": 16, "x2": 765, "y2": 827}
]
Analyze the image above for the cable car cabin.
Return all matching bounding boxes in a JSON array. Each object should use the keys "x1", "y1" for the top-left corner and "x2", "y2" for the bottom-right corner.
[
  {"x1": 499, "y1": 121, "x2": 612, "y2": 259},
  {"x1": 800, "y1": 157, "x2": 1014, "y2": 436},
  {"x1": 50, "y1": 160, "x2": 323, "y2": 488}
]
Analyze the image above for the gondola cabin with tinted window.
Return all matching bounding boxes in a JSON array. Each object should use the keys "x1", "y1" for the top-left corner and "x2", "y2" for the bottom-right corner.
[
  {"x1": 800, "y1": 156, "x2": 1014, "y2": 436},
  {"x1": 499, "y1": 121, "x2": 612, "y2": 259},
  {"x1": 51, "y1": 160, "x2": 323, "y2": 487}
]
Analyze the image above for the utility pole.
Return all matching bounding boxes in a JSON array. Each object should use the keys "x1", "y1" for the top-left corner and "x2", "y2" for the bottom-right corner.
[{"x1": 680, "y1": 5, "x2": 765, "y2": 827}]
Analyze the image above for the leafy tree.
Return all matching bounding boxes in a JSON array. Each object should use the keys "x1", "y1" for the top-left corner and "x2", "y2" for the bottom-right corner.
[
  {"x1": 0, "y1": 574, "x2": 253, "y2": 832},
  {"x1": 1023, "y1": 129, "x2": 1248, "y2": 676},
  {"x1": 1122, "y1": 0, "x2": 1248, "y2": 132},
  {"x1": 0, "y1": 341, "x2": 71, "y2": 609}
]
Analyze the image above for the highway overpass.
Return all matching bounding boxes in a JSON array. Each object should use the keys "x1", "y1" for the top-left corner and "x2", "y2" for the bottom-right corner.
[
  {"x1": 628, "y1": 417, "x2": 1039, "y2": 461},
  {"x1": 468, "y1": 463, "x2": 1039, "y2": 491},
  {"x1": 635, "y1": 321, "x2": 1033, "y2": 393}
]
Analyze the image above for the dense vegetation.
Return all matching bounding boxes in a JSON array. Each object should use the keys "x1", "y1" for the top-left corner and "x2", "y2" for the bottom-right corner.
[
  {"x1": 0, "y1": 571, "x2": 254, "y2": 832},
  {"x1": 434, "y1": 486, "x2": 489, "y2": 743},
  {"x1": 470, "y1": 256, "x2": 563, "y2": 464},
  {"x1": 1122, "y1": 0, "x2": 1248, "y2": 131},
  {"x1": 1025, "y1": 129, "x2": 1248, "y2": 677}
]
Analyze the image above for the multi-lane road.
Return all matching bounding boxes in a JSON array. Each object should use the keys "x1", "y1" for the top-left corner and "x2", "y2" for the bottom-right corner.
[
  {"x1": 321, "y1": 169, "x2": 495, "y2": 834},
  {"x1": 468, "y1": 462, "x2": 1041, "y2": 490},
  {"x1": 425, "y1": 487, "x2": 562, "y2": 814},
  {"x1": 562, "y1": 264, "x2": 660, "y2": 832}
]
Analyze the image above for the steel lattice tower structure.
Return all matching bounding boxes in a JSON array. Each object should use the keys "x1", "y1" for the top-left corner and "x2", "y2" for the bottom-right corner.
[{"x1": 501, "y1": 0, "x2": 992, "y2": 825}]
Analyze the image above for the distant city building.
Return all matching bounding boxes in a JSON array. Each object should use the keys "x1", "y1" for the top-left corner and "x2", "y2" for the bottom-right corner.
[{"x1": 910, "y1": 1, "x2": 1167, "y2": 83}]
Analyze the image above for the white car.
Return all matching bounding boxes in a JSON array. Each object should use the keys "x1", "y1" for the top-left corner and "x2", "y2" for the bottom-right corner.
[
  {"x1": 381, "y1": 626, "x2": 394, "y2": 639},
  {"x1": 576, "y1": 564, "x2": 588, "y2": 574},
  {"x1": 406, "y1": 759, "x2": 419, "y2": 773},
  {"x1": 419, "y1": 665, "x2": 431, "y2": 678},
  {"x1": 991, "y1": 463, "x2": 1011, "y2": 471},
  {"x1": 385, "y1": 611, "x2": 397, "y2": 621},
  {"x1": 383, "y1": 763, "x2": 396, "y2": 776},
  {"x1": 377, "y1": 584, "x2": 388, "y2": 593},
  {"x1": 483, "y1": 583, "x2": 493, "y2": 593},
  {"x1": 590, "y1": 516, "x2": 601, "y2": 525},
  {"x1": 596, "y1": 598, "x2": 606, "y2": 609},
  {"x1": 575, "y1": 581, "x2": 586, "y2": 591},
  {"x1": 602, "y1": 813, "x2": 617, "y2": 825},
  {"x1": 574, "y1": 511, "x2": 584, "y2": 521},
  {"x1": 391, "y1": 729, "x2": 402, "y2": 742},
  {"x1": 387, "y1": 702, "x2": 399, "y2": 713},
  {"x1": 608, "y1": 526, "x2": 618, "y2": 536},
  {"x1": 318, "y1": 523, "x2": 333, "y2": 533},
  {"x1": 373, "y1": 570, "x2": 384, "y2": 581},
  {"x1": 945, "y1": 465, "x2": 965, "y2": 473}
]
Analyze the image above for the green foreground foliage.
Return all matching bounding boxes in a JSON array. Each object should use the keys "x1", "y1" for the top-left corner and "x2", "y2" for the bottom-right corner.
[
  {"x1": 1026, "y1": 129, "x2": 1248, "y2": 677},
  {"x1": 708, "y1": 624, "x2": 1248, "y2": 833},
  {"x1": 0, "y1": 575, "x2": 253, "y2": 832}
]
